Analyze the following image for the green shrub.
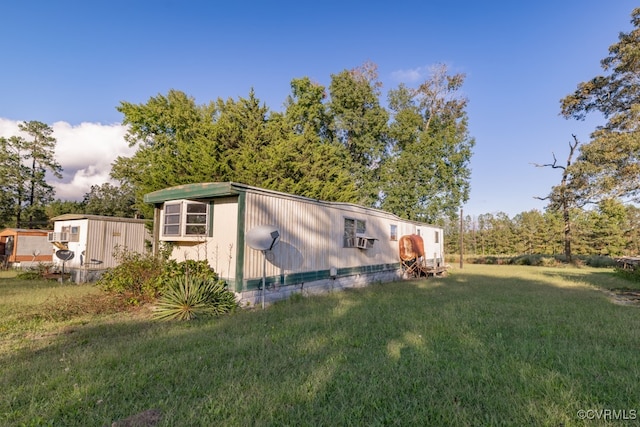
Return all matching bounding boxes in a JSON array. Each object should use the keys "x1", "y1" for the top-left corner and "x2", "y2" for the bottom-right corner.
[
  {"x1": 96, "y1": 243, "x2": 230, "y2": 309},
  {"x1": 153, "y1": 276, "x2": 237, "y2": 321},
  {"x1": 15, "y1": 263, "x2": 51, "y2": 280},
  {"x1": 583, "y1": 255, "x2": 617, "y2": 268},
  {"x1": 510, "y1": 254, "x2": 562, "y2": 267},
  {"x1": 96, "y1": 247, "x2": 167, "y2": 304},
  {"x1": 16, "y1": 269, "x2": 44, "y2": 280},
  {"x1": 540, "y1": 256, "x2": 559, "y2": 267},
  {"x1": 614, "y1": 267, "x2": 640, "y2": 283},
  {"x1": 160, "y1": 259, "x2": 219, "y2": 282}
]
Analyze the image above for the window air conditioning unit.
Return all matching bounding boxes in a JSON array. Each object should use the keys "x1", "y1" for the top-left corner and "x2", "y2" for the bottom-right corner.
[
  {"x1": 48, "y1": 232, "x2": 69, "y2": 242},
  {"x1": 355, "y1": 234, "x2": 376, "y2": 249}
]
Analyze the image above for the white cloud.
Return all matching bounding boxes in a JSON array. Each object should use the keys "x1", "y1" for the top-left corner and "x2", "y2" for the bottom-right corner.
[
  {"x1": 390, "y1": 63, "x2": 458, "y2": 84},
  {"x1": 390, "y1": 67, "x2": 427, "y2": 83},
  {"x1": 0, "y1": 118, "x2": 136, "y2": 201}
]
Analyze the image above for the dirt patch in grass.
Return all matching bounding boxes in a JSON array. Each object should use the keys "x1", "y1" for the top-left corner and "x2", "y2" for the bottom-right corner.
[
  {"x1": 110, "y1": 408, "x2": 162, "y2": 427},
  {"x1": 607, "y1": 288, "x2": 640, "y2": 306}
]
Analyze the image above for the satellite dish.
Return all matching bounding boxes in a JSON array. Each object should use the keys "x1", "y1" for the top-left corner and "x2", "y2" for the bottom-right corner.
[
  {"x1": 246, "y1": 225, "x2": 280, "y2": 251},
  {"x1": 246, "y1": 225, "x2": 281, "y2": 310},
  {"x1": 55, "y1": 249, "x2": 75, "y2": 261}
]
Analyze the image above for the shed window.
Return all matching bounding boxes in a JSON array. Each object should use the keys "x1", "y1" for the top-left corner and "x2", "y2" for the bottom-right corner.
[
  {"x1": 161, "y1": 200, "x2": 209, "y2": 239},
  {"x1": 390, "y1": 224, "x2": 398, "y2": 241},
  {"x1": 435, "y1": 231, "x2": 440, "y2": 244},
  {"x1": 70, "y1": 226, "x2": 80, "y2": 242},
  {"x1": 61, "y1": 226, "x2": 80, "y2": 242}
]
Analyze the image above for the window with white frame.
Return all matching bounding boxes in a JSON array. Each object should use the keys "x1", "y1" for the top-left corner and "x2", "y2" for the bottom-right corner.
[
  {"x1": 161, "y1": 200, "x2": 209, "y2": 239},
  {"x1": 344, "y1": 217, "x2": 366, "y2": 247},
  {"x1": 61, "y1": 225, "x2": 80, "y2": 242}
]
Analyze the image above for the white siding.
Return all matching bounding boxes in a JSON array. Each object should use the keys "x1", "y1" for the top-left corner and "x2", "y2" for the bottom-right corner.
[
  {"x1": 52, "y1": 218, "x2": 149, "y2": 270},
  {"x1": 241, "y1": 190, "x2": 440, "y2": 282},
  {"x1": 169, "y1": 197, "x2": 239, "y2": 280}
]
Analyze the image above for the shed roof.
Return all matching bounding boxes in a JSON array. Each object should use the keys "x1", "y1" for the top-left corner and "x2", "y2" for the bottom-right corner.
[
  {"x1": 0, "y1": 228, "x2": 51, "y2": 237},
  {"x1": 50, "y1": 214, "x2": 148, "y2": 224}
]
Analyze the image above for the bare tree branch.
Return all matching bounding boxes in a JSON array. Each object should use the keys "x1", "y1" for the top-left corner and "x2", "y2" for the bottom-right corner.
[{"x1": 532, "y1": 134, "x2": 581, "y2": 261}]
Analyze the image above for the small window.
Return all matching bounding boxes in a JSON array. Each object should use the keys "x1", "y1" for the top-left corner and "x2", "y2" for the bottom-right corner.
[
  {"x1": 161, "y1": 200, "x2": 209, "y2": 239},
  {"x1": 344, "y1": 218, "x2": 366, "y2": 247},
  {"x1": 70, "y1": 226, "x2": 80, "y2": 242},
  {"x1": 61, "y1": 225, "x2": 80, "y2": 242},
  {"x1": 185, "y1": 203, "x2": 207, "y2": 235},
  {"x1": 435, "y1": 231, "x2": 440, "y2": 244},
  {"x1": 390, "y1": 224, "x2": 398, "y2": 241},
  {"x1": 163, "y1": 203, "x2": 182, "y2": 236}
]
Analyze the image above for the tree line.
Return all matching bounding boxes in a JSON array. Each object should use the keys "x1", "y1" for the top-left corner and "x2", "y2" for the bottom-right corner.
[
  {"x1": 445, "y1": 7, "x2": 640, "y2": 260},
  {"x1": 1, "y1": 62, "x2": 475, "y2": 228},
  {"x1": 444, "y1": 200, "x2": 640, "y2": 257}
]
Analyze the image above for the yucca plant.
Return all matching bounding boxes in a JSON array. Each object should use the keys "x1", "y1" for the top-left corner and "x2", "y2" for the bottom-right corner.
[{"x1": 153, "y1": 276, "x2": 237, "y2": 321}]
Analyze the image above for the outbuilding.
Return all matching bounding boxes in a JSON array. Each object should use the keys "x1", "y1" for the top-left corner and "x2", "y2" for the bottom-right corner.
[
  {"x1": 144, "y1": 182, "x2": 445, "y2": 306},
  {"x1": 48, "y1": 214, "x2": 151, "y2": 282},
  {"x1": 0, "y1": 228, "x2": 53, "y2": 269}
]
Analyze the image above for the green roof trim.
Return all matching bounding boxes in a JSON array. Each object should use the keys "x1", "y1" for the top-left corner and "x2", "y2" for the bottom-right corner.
[{"x1": 143, "y1": 182, "x2": 242, "y2": 204}]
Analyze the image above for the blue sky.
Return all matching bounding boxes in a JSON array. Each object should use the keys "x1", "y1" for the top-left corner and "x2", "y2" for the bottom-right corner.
[{"x1": 0, "y1": 1, "x2": 636, "y2": 217}]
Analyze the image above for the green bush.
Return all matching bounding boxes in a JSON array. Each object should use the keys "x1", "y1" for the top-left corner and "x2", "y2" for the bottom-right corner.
[
  {"x1": 153, "y1": 276, "x2": 238, "y2": 321},
  {"x1": 15, "y1": 263, "x2": 51, "y2": 280},
  {"x1": 160, "y1": 259, "x2": 219, "y2": 282},
  {"x1": 16, "y1": 269, "x2": 44, "y2": 280},
  {"x1": 96, "y1": 249, "x2": 167, "y2": 304},
  {"x1": 583, "y1": 255, "x2": 617, "y2": 268},
  {"x1": 510, "y1": 255, "x2": 562, "y2": 267},
  {"x1": 96, "y1": 245, "x2": 233, "y2": 313},
  {"x1": 614, "y1": 266, "x2": 640, "y2": 283}
]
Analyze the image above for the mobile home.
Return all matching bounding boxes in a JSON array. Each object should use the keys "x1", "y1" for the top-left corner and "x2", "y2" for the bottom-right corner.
[
  {"x1": 48, "y1": 214, "x2": 151, "y2": 282},
  {"x1": 0, "y1": 228, "x2": 53, "y2": 269},
  {"x1": 144, "y1": 182, "x2": 445, "y2": 306}
]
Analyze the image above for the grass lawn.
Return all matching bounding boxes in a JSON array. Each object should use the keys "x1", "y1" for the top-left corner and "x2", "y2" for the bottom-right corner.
[{"x1": 2, "y1": 264, "x2": 640, "y2": 426}]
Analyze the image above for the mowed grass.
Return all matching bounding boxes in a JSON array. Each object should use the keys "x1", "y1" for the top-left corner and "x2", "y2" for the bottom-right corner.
[{"x1": 2, "y1": 264, "x2": 640, "y2": 426}]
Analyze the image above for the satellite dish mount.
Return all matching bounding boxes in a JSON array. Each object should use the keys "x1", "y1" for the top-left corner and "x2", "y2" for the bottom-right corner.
[{"x1": 246, "y1": 225, "x2": 280, "y2": 309}]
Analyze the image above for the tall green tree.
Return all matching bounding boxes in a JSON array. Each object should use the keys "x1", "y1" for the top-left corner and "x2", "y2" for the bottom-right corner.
[
  {"x1": 561, "y1": 7, "x2": 640, "y2": 203},
  {"x1": 113, "y1": 63, "x2": 475, "y2": 224},
  {"x1": 381, "y1": 64, "x2": 475, "y2": 222},
  {"x1": 46, "y1": 199, "x2": 85, "y2": 218},
  {"x1": 585, "y1": 199, "x2": 628, "y2": 256},
  {"x1": 113, "y1": 86, "x2": 359, "y2": 214},
  {"x1": 260, "y1": 77, "x2": 358, "y2": 202},
  {"x1": 328, "y1": 62, "x2": 389, "y2": 205},
  {"x1": 82, "y1": 183, "x2": 138, "y2": 217},
  {"x1": 513, "y1": 210, "x2": 546, "y2": 255},
  {"x1": 112, "y1": 90, "x2": 221, "y2": 217},
  {"x1": 0, "y1": 136, "x2": 28, "y2": 228},
  {"x1": 210, "y1": 89, "x2": 272, "y2": 186},
  {"x1": 0, "y1": 122, "x2": 62, "y2": 228},
  {"x1": 623, "y1": 204, "x2": 640, "y2": 254},
  {"x1": 18, "y1": 121, "x2": 63, "y2": 227}
]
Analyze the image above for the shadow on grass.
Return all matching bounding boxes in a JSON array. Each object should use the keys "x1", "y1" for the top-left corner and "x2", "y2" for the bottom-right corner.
[{"x1": 3, "y1": 266, "x2": 640, "y2": 426}]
